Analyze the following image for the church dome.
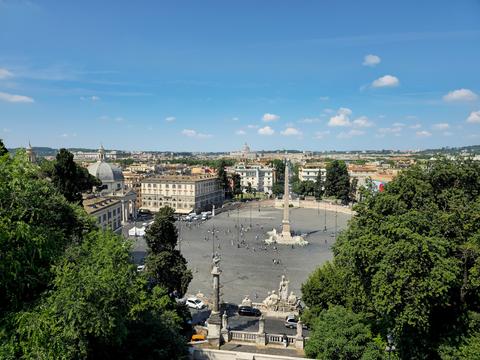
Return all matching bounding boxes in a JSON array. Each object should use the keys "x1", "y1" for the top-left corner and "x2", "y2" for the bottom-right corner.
[
  {"x1": 87, "y1": 161, "x2": 124, "y2": 182},
  {"x1": 242, "y1": 143, "x2": 251, "y2": 153}
]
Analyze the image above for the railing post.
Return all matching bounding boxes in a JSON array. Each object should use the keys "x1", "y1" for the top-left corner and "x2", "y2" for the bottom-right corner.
[
  {"x1": 295, "y1": 320, "x2": 305, "y2": 349},
  {"x1": 256, "y1": 315, "x2": 267, "y2": 346}
]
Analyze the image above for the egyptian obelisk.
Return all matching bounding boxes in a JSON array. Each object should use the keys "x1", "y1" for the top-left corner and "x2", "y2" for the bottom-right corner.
[{"x1": 281, "y1": 159, "x2": 291, "y2": 237}]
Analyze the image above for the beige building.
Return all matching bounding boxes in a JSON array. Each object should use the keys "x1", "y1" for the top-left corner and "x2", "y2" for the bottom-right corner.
[
  {"x1": 141, "y1": 174, "x2": 224, "y2": 214},
  {"x1": 83, "y1": 196, "x2": 123, "y2": 233},
  {"x1": 229, "y1": 163, "x2": 275, "y2": 194}
]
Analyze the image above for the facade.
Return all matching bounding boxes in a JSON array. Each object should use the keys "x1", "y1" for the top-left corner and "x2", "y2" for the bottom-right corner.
[
  {"x1": 230, "y1": 163, "x2": 275, "y2": 193},
  {"x1": 83, "y1": 196, "x2": 123, "y2": 233},
  {"x1": 141, "y1": 174, "x2": 224, "y2": 214},
  {"x1": 298, "y1": 164, "x2": 326, "y2": 183},
  {"x1": 26, "y1": 142, "x2": 36, "y2": 163},
  {"x1": 87, "y1": 146, "x2": 137, "y2": 223}
]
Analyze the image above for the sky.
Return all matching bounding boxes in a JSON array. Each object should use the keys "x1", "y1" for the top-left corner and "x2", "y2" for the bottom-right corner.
[{"x1": 1, "y1": 0, "x2": 480, "y2": 152}]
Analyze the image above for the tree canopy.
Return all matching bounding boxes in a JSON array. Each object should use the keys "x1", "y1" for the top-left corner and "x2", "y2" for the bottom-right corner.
[
  {"x1": 42, "y1": 148, "x2": 100, "y2": 203},
  {"x1": 0, "y1": 139, "x2": 8, "y2": 156},
  {"x1": 302, "y1": 159, "x2": 480, "y2": 359},
  {"x1": 324, "y1": 160, "x2": 350, "y2": 203},
  {"x1": 0, "y1": 151, "x2": 190, "y2": 359},
  {"x1": 144, "y1": 206, "x2": 192, "y2": 297}
]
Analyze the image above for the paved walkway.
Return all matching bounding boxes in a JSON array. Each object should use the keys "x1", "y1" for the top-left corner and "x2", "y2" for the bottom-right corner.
[{"x1": 220, "y1": 343, "x2": 307, "y2": 358}]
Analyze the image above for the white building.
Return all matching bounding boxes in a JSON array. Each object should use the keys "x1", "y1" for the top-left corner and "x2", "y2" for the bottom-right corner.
[
  {"x1": 230, "y1": 163, "x2": 275, "y2": 193},
  {"x1": 299, "y1": 164, "x2": 326, "y2": 183},
  {"x1": 83, "y1": 196, "x2": 123, "y2": 233},
  {"x1": 141, "y1": 174, "x2": 224, "y2": 214},
  {"x1": 87, "y1": 146, "x2": 137, "y2": 224}
]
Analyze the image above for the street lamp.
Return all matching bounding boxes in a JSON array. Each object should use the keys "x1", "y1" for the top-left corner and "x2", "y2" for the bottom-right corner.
[{"x1": 323, "y1": 202, "x2": 327, "y2": 232}]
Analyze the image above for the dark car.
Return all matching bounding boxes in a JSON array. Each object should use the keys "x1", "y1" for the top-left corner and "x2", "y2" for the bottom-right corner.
[{"x1": 238, "y1": 306, "x2": 261, "y2": 317}]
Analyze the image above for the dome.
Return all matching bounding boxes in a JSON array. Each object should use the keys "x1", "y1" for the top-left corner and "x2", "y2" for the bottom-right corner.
[
  {"x1": 242, "y1": 143, "x2": 251, "y2": 153},
  {"x1": 87, "y1": 161, "x2": 124, "y2": 182}
]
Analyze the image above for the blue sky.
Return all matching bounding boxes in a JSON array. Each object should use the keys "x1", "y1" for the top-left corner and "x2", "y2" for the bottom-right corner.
[{"x1": 1, "y1": 0, "x2": 480, "y2": 152}]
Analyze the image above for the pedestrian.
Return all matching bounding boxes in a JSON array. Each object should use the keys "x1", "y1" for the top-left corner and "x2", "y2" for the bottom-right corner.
[{"x1": 282, "y1": 334, "x2": 288, "y2": 347}]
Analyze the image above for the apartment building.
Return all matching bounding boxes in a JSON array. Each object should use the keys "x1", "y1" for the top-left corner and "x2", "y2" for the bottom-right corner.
[
  {"x1": 230, "y1": 163, "x2": 275, "y2": 193},
  {"x1": 141, "y1": 174, "x2": 224, "y2": 214}
]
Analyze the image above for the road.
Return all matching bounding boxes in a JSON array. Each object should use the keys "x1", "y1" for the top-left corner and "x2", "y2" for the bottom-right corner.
[{"x1": 189, "y1": 308, "x2": 309, "y2": 336}]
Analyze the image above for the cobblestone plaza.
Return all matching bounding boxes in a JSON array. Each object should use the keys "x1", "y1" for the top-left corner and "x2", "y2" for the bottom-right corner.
[{"x1": 132, "y1": 204, "x2": 351, "y2": 304}]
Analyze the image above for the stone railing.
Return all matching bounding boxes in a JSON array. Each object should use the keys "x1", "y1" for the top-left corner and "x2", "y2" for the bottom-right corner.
[
  {"x1": 229, "y1": 330, "x2": 257, "y2": 343},
  {"x1": 266, "y1": 334, "x2": 296, "y2": 345}
]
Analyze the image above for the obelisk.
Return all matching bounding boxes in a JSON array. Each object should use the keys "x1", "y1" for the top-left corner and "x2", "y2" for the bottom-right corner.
[{"x1": 282, "y1": 159, "x2": 291, "y2": 237}]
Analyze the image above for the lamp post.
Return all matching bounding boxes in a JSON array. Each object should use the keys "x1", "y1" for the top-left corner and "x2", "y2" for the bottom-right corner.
[
  {"x1": 208, "y1": 225, "x2": 218, "y2": 257},
  {"x1": 323, "y1": 202, "x2": 327, "y2": 232}
]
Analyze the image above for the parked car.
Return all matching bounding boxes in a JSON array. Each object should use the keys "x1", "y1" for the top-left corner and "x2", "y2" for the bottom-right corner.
[
  {"x1": 186, "y1": 297, "x2": 205, "y2": 310},
  {"x1": 190, "y1": 334, "x2": 206, "y2": 342},
  {"x1": 238, "y1": 306, "x2": 261, "y2": 317},
  {"x1": 284, "y1": 314, "x2": 308, "y2": 329},
  {"x1": 136, "y1": 265, "x2": 146, "y2": 272}
]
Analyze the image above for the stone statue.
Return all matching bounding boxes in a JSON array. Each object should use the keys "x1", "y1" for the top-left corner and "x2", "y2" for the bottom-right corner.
[
  {"x1": 263, "y1": 290, "x2": 280, "y2": 310},
  {"x1": 212, "y1": 252, "x2": 221, "y2": 274},
  {"x1": 279, "y1": 275, "x2": 289, "y2": 302},
  {"x1": 241, "y1": 295, "x2": 252, "y2": 307},
  {"x1": 287, "y1": 291, "x2": 297, "y2": 305}
]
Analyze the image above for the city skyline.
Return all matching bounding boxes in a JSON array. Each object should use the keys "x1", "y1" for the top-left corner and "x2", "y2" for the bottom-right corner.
[{"x1": 1, "y1": 0, "x2": 480, "y2": 151}]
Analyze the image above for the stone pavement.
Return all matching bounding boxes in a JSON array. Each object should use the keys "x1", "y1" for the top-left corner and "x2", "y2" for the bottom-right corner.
[{"x1": 130, "y1": 205, "x2": 350, "y2": 305}]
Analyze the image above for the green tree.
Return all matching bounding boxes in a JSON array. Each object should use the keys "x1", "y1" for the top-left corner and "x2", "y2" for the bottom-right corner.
[
  {"x1": 216, "y1": 159, "x2": 229, "y2": 196},
  {"x1": 270, "y1": 159, "x2": 285, "y2": 196},
  {"x1": 144, "y1": 206, "x2": 178, "y2": 252},
  {"x1": 0, "y1": 139, "x2": 8, "y2": 156},
  {"x1": 144, "y1": 206, "x2": 192, "y2": 297},
  {"x1": 304, "y1": 159, "x2": 480, "y2": 359},
  {"x1": 305, "y1": 306, "x2": 383, "y2": 360},
  {"x1": 49, "y1": 149, "x2": 100, "y2": 203},
  {"x1": 324, "y1": 160, "x2": 350, "y2": 203},
  {"x1": 3, "y1": 231, "x2": 188, "y2": 359},
  {"x1": 315, "y1": 171, "x2": 324, "y2": 199},
  {"x1": 0, "y1": 151, "x2": 93, "y2": 315},
  {"x1": 231, "y1": 173, "x2": 242, "y2": 198}
]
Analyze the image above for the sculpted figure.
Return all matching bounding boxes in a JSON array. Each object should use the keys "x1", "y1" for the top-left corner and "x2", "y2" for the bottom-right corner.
[
  {"x1": 241, "y1": 295, "x2": 252, "y2": 307},
  {"x1": 287, "y1": 291, "x2": 297, "y2": 305},
  {"x1": 278, "y1": 275, "x2": 289, "y2": 301}
]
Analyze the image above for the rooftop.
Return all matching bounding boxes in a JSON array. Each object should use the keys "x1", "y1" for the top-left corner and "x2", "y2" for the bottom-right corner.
[
  {"x1": 83, "y1": 196, "x2": 121, "y2": 214},
  {"x1": 141, "y1": 174, "x2": 218, "y2": 183}
]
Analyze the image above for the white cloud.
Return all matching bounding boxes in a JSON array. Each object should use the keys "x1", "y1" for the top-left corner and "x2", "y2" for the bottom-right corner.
[
  {"x1": 247, "y1": 124, "x2": 259, "y2": 129},
  {"x1": 409, "y1": 123, "x2": 422, "y2": 129},
  {"x1": 467, "y1": 110, "x2": 480, "y2": 123},
  {"x1": 432, "y1": 123, "x2": 449, "y2": 130},
  {"x1": 80, "y1": 95, "x2": 100, "y2": 101},
  {"x1": 416, "y1": 130, "x2": 432, "y2": 137},
  {"x1": 352, "y1": 116, "x2": 373, "y2": 128},
  {"x1": 280, "y1": 127, "x2": 302, "y2": 136},
  {"x1": 258, "y1": 126, "x2": 275, "y2": 135},
  {"x1": 0, "y1": 91, "x2": 34, "y2": 103},
  {"x1": 372, "y1": 75, "x2": 399, "y2": 88},
  {"x1": 323, "y1": 108, "x2": 334, "y2": 114},
  {"x1": 314, "y1": 130, "x2": 330, "y2": 139},
  {"x1": 232, "y1": 117, "x2": 239, "y2": 121},
  {"x1": 235, "y1": 130, "x2": 246, "y2": 135},
  {"x1": 262, "y1": 113, "x2": 280, "y2": 122},
  {"x1": 392, "y1": 122, "x2": 405, "y2": 127},
  {"x1": 362, "y1": 54, "x2": 381, "y2": 67},
  {"x1": 443, "y1": 89, "x2": 478, "y2": 102},
  {"x1": 0, "y1": 68, "x2": 13, "y2": 79},
  {"x1": 298, "y1": 118, "x2": 321, "y2": 124},
  {"x1": 337, "y1": 129, "x2": 365, "y2": 139},
  {"x1": 165, "y1": 116, "x2": 176, "y2": 122},
  {"x1": 406, "y1": 115, "x2": 417, "y2": 120},
  {"x1": 319, "y1": 96, "x2": 329, "y2": 101},
  {"x1": 181, "y1": 129, "x2": 212, "y2": 138},
  {"x1": 378, "y1": 127, "x2": 402, "y2": 134},
  {"x1": 328, "y1": 107, "x2": 352, "y2": 127}
]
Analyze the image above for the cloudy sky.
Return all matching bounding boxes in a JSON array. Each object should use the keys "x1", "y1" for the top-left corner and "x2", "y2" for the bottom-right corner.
[{"x1": 1, "y1": 0, "x2": 480, "y2": 151}]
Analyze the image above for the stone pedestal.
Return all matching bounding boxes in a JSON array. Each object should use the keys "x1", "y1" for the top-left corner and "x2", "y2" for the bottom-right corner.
[
  {"x1": 207, "y1": 312, "x2": 223, "y2": 348},
  {"x1": 256, "y1": 315, "x2": 267, "y2": 346},
  {"x1": 295, "y1": 320, "x2": 305, "y2": 350}
]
